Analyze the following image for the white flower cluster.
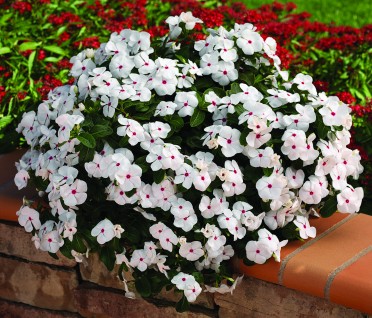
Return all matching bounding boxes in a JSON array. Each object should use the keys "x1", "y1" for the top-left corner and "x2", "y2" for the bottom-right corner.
[{"x1": 14, "y1": 12, "x2": 364, "y2": 303}]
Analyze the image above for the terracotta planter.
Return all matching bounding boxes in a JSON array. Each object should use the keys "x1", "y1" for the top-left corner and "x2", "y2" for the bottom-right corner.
[
  {"x1": 237, "y1": 213, "x2": 372, "y2": 315},
  {"x1": 0, "y1": 149, "x2": 35, "y2": 222}
]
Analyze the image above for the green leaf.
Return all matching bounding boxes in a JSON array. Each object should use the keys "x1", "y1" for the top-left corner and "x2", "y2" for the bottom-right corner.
[
  {"x1": 71, "y1": 235, "x2": 87, "y2": 253},
  {"x1": 59, "y1": 243, "x2": 74, "y2": 259},
  {"x1": 230, "y1": 82, "x2": 241, "y2": 94},
  {"x1": 28, "y1": 51, "x2": 36, "y2": 76},
  {"x1": 99, "y1": 248, "x2": 116, "y2": 271},
  {"x1": 0, "y1": 12, "x2": 12, "y2": 26},
  {"x1": 43, "y1": 57, "x2": 63, "y2": 63},
  {"x1": 77, "y1": 133, "x2": 96, "y2": 148},
  {"x1": 317, "y1": 120, "x2": 328, "y2": 140},
  {"x1": 320, "y1": 196, "x2": 338, "y2": 218},
  {"x1": 48, "y1": 252, "x2": 59, "y2": 260},
  {"x1": 135, "y1": 155, "x2": 149, "y2": 173},
  {"x1": 0, "y1": 47, "x2": 11, "y2": 55},
  {"x1": 56, "y1": 25, "x2": 68, "y2": 37},
  {"x1": 0, "y1": 116, "x2": 13, "y2": 129},
  {"x1": 43, "y1": 45, "x2": 67, "y2": 56},
  {"x1": 281, "y1": 222, "x2": 299, "y2": 240},
  {"x1": 153, "y1": 169, "x2": 166, "y2": 184},
  {"x1": 78, "y1": 146, "x2": 95, "y2": 162},
  {"x1": 235, "y1": 104, "x2": 245, "y2": 116},
  {"x1": 19, "y1": 41, "x2": 42, "y2": 51},
  {"x1": 239, "y1": 128, "x2": 249, "y2": 146},
  {"x1": 190, "y1": 108, "x2": 205, "y2": 127},
  {"x1": 125, "y1": 188, "x2": 137, "y2": 198},
  {"x1": 150, "y1": 275, "x2": 167, "y2": 294},
  {"x1": 135, "y1": 276, "x2": 152, "y2": 298},
  {"x1": 239, "y1": 73, "x2": 254, "y2": 85},
  {"x1": 175, "y1": 294, "x2": 190, "y2": 313},
  {"x1": 164, "y1": 115, "x2": 184, "y2": 132},
  {"x1": 91, "y1": 125, "x2": 113, "y2": 138}
]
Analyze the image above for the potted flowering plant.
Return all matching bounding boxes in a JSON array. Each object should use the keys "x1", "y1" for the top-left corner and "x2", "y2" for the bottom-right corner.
[{"x1": 14, "y1": 11, "x2": 364, "y2": 311}]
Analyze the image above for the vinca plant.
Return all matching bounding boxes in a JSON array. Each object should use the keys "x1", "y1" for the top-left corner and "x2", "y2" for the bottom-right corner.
[{"x1": 14, "y1": 12, "x2": 364, "y2": 311}]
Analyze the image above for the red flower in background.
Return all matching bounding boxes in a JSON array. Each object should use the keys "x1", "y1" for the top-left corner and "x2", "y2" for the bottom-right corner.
[
  {"x1": 12, "y1": 1, "x2": 32, "y2": 14},
  {"x1": 336, "y1": 91, "x2": 357, "y2": 105},
  {"x1": 313, "y1": 80, "x2": 329, "y2": 92},
  {"x1": 37, "y1": 50, "x2": 46, "y2": 61},
  {"x1": 37, "y1": 75, "x2": 63, "y2": 99},
  {"x1": 73, "y1": 36, "x2": 101, "y2": 49},
  {"x1": 17, "y1": 91, "x2": 27, "y2": 100},
  {"x1": 0, "y1": 86, "x2": 6, "y2": 104}
]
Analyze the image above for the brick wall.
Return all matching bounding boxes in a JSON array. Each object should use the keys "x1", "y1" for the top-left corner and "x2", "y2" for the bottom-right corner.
[{"x1": 0, "y1": 220, "x2": 368, "y2": 318}]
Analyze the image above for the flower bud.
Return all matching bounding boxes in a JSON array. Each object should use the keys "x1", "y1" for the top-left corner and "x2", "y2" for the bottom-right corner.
[{"x1": 86, "y1": 48, "x2": 95, "y2": 59}]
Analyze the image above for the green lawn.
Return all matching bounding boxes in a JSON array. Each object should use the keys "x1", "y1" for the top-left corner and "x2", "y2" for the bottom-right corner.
[{"x1": 239, "y1": 0, "x2": 372, "y2": 28}]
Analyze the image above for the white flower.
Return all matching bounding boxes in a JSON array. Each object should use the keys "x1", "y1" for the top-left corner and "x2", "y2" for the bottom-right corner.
[
  {"x1": 174, "y1": 163, "x2": 196, "y2": 189},
  {"x1": 179, "y1": 241, "x2": 204, "y2": 261},
  {"x1": 114, "y1": 224, "x2": 125, "y2": 238},
  {"x1": 175, "y1": 91, "x2": 198, "y2": 117},
  {"x1": 236, "y1": 29, "x2": 263, "y2": 55},
  {"x1": 130, "y1": 249, "x2": 149, "y2": 272},
  {"x1": 199, "y1": 195, "x2": 222, "y2": 218},
  {"x1": 337, "y1": 186, "x2": 363, "y2": 213},
  {"x1": 293, "y1": 216, "x2": 316, "y2": 239},
  {"x1": 60, "y1": 179, "x2": 87, "y2": 207},
  {"x1": 171, "y1": 272, "x2": 195, "y2": 290},
  {"x1": 70, "y1": 58, "x2": 96, "y2": 77},
  {"x1": 109, "y1": 53, "x2": 134, "y2": 78},
  {"x1": 173, "y1": 213, "x2": 198, "y2": 232},
  {"x1": 212, "y1": 61, "x2": 238, "y2": 86},
  {"x1": 293, "y1": 73, "x2": 316, "y2": 95},
  {"x1": 207, "y1": 231, "x2": 226, "y2": 251},
  {"x1": 40, "y1": 230, "x2": 64, "y2": 253},
  {"x1": 330, "y1": 164, "x2": 348, "y2": 190},
  {"x1": 257, "y1": 228, "x2": 280, "y2": 252},
  {"x1": 14, "y1": 169, "x2": 30, "y2": 190},
  {"x1": 91, "y1": 219, "x2": 116, "y2": 244},
  {"x1": 159, "y1": 228, "x2": 178, "y2": 252},
  {"x1": 246, "y1": 129, "x2": 271, "y2": 149},
  {"x1": 204, "y1": 91, "x2": 221, "y2": 113},
  {"x1": 55, "y1": 114, "x2": 84, "y2": 143},
  {"x1": 101, "y1": 95, "x2": 118, "y2": 118},
  {"x1": 217, "y1": 126, "x2": 243, "y2": 157},
  {"x1": 205, "y1": 276, "x2": 243, "y2": 294},
  {"x1": 180, "y1": 11, "x2": 203, "y2": 30},
  {"x1": 153, "y1": 75, "x2": 178, "y2": 96},
  {"x1": 195, "y1": 35, "x2": 217, "y2": 56},
  {"x1": 117, "y1": 116, "x2": 146, "y2": 145},
  {"x1": 281, "y1": 129, "x2": 307, "y2": 161},
  {"x1": 155, "y1": 101, "x2": 177, "y2": 116},
  {"x1": 152, "y1": 180, "x2": 176, "y2": 211},
  {"x1": 285, "y1": 167, "x2": 305, "y2": 189},
  {"x1": 299, "y1": 179, "x2": 322, "y2": 205},
  {"x1": 217, "y1": 38, "x2": 237, "y2": 62},
  {"x1": 115, "y1": 163, "x2": 142, "y2": 191},
  {"x1": 85, "y1": 154, "x2": 105, "y2": 178},
  {"x1": 319, "y1": 101, "x2": 351, "y2": 127},
  {"x1": 193, "y1": 170, "x2": 212, "y2": 192},
  {"x1": 245, "y1": 240, "x2": 272, "y2": 264},
  {"x1": 222, "y1": 181, "x2": 246, "y2": 197},
  {"x1": 256, "y1": 175, "x2": 286, "y2": 201},
  {"x1": 184, "y1": 282, "x2": 202, "y2": 302},
  {"x1": 116, "y1": 251, "x2": 131, "y2": 268},
  {"x1": 200, "y1": 52, "x2": 219, "y2": 75},
  {"x1": 171, "y1": 198, "x2": 194, "y2": 218},
  {"x1": 17, "y1": 206, "x2": 41, "y2": 232},
  {"x1": 149, "y1": 222, "x2": 167, "y2": 239}
]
